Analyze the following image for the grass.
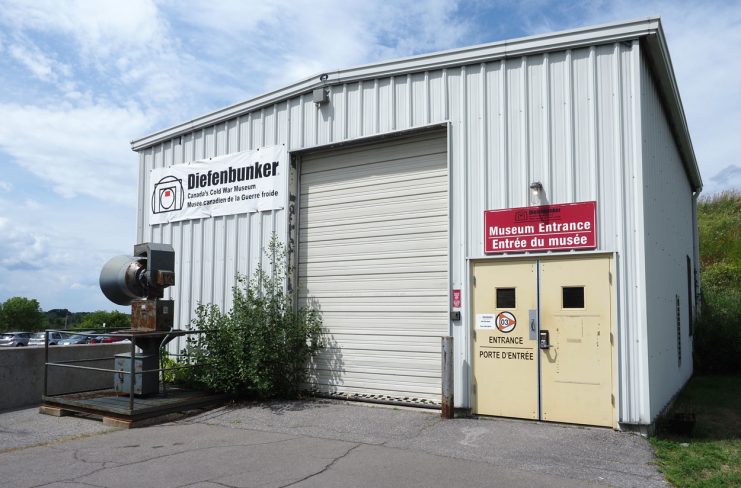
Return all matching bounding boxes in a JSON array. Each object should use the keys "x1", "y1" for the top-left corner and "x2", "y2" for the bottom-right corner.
[{"x1": 651, "y1": 375, "x2": 741, "y2": 487}]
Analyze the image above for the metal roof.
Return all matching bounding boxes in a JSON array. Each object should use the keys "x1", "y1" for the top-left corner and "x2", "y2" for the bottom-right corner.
[{"x1": 130, "y1": 17, "x2": 701, "y2": 191}]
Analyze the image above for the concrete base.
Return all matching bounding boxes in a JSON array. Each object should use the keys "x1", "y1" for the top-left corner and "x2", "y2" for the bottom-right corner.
[{"x1": 618, "y1": 422, "x2": 655, "y2": 437}]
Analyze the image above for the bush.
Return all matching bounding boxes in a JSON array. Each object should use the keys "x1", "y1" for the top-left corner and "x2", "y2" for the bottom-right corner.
[
  {"x1": 693, "y1": 289, "x2": 741, "y2": 374},
  {"x1": 184, "y1": 235, "x2": 323, "y2": 398},
  {"x1": 76, "y1": 310, "x2": 131, "y2": 330},
  {"x1": 694, "y1": 191, "x2": 741, "y2": 374}
]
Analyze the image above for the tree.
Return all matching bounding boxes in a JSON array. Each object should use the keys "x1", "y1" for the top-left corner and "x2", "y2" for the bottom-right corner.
[
  {"x1": 0, "y1": 297, "x2": 45, "y2": 331},
  {"x1": 76, "y1": 310, "x2": 131, "y2": 330}
]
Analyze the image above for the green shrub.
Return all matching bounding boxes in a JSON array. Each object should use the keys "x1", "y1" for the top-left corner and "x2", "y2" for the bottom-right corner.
[
  {"x1": 160, "y1": 350, "x2": 204, "y2": 387},
  {"x1": 693, "y1": 191, "x2": 741, "y2": 374},
  {"x1": 693, "y1": 289, "x2": 741, "y2": 374},
  {"x1": 697, "y1": 191, "x2": 741, "y2": 269},
  {"x1": 185, "y1": 235, "x2": 323, "y2": 398}
]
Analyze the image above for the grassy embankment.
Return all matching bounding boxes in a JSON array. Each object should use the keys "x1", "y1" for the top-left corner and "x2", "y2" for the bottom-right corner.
[{"x1": 652, "y1": 376, "x2": 740, "y2": 487}]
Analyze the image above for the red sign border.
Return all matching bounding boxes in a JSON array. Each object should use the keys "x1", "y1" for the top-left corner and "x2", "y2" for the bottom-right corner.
[{"x1": 483, "y1": 201, "x2": 597, "y2": 254}]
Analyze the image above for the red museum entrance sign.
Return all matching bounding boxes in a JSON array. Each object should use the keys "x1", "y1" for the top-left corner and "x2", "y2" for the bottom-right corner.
[{"x1": 484, "y1": 201, "x2": 597, "y2": 254}]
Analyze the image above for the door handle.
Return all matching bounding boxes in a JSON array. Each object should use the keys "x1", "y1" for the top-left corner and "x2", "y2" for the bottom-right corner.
[
  {"x1": 528, "y1": 309, "x2": 537, "y2": 340},
  {"x1": 539, "y1": 330, "x2": 551, "y2": 349}
]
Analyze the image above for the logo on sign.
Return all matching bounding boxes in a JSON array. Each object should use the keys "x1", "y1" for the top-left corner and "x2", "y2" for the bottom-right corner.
[
  {"x1": 495, "y1": 311, "x2": 516, "y2": 333},
  {"x1": 152, "y1": 175, "x2": 184, "y2": 214}
]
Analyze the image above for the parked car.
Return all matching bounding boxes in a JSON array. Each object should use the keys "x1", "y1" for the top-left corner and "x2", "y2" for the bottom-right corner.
[
  {"x1": 28, "y1": 331, "x2": 68, "y2": 346},
  {"x1": 0, "y1": 332, "x2": 32, "y2": 347},
  {"x1": 59, "y1": 331, "x2": 97, "y2": 345},
  {"x1": 92, "y1": 331, "x2": 131, "y2": 344}
]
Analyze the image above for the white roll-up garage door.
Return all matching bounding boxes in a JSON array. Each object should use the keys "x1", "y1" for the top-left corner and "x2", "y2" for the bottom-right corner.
[{"x1": 299, "y1": 131, "x2": 448, "y2": 402}]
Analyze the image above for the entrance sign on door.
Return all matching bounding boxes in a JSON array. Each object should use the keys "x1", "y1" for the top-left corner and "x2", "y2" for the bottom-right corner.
[
  {"x1": 476, "y1": 314, "x2": 495, "y2": 329},
  {"x1": 484, "y1": 201, "x2": 597, "y2": 253}
]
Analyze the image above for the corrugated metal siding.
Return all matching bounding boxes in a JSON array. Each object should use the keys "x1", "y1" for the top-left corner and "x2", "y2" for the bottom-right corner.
[
  {"x1": 640, "y1": 53, "x2": 695, "y2": 422},
  {"x1": 136, "y1": 40, "x2": 648, "y2": 420},
  {"x1": 299, "y1": 133, "x2": 447, "y2": 400}
]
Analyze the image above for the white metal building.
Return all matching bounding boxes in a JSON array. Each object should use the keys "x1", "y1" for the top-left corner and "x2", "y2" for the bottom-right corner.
[{"x1": 132, "y1": 18, "x2": 701, "y2": 430}]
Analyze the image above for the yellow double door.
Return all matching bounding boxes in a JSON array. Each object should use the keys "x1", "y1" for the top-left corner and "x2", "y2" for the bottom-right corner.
[{"x1": 472, "y1": 255, "x2": 615, "y2": 427}]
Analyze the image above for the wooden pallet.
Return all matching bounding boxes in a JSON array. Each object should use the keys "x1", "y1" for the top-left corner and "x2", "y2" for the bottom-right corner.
[
  {"x1": 39, "y1": 388, "x2": 227, "y2": 428},
  {"x1": 38, "y1": 403, "x2": 199, "y2": 428}
]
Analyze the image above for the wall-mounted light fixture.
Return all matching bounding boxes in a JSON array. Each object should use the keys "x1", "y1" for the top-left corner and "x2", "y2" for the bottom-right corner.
[
  {"x1": 314, "y1": 73, "x2": 330, "y2": 107},
  {"x1": 313, "y1": 87, "x2": 329, "y2": 106},
  {"x1": 529, "y1": 181, "x2": 547, "y2": 206}
]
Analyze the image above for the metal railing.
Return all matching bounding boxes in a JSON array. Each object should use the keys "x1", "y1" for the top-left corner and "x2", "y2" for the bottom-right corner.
[{"x1": 42, "y1": 328, "x2": 206, "y2": 413}]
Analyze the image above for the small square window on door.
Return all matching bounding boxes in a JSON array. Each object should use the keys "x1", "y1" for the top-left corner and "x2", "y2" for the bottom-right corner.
[
  {"x1": 496, "y1": 288, "x2": 516, "y2": 308},
  {"x1": 562, "y1": 286, "x2": 585, "y2": 308}
]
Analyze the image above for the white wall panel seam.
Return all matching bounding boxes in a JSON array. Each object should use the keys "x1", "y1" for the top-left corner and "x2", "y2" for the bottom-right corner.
[
  {"x1": 566, "y1": 50, "x2": 575, "y2": 201},
  {"x1": 631, "y1": 39, "x2": 649, "y2": 423},
  {"x1": 313, "y1": 96, "x2": 318, "y2": 147},
  {"x1": 480, "y1": 63, "x2": 487, "y2": 253},
  {"x1": 424, "y1": 72, "x2": 430, "y2": 124},
  {"x1": 499, "y1": 59, "x2": 508, "y2": 207},
  {"x1": 519, "y1": 57, "x2": 527, "y2": 204},
  {"x1": 612, "y1": 42, "x2": 628, "y2": 422},
  {"x1": 460, "y1": 65, "x2": 469, "y2": 405},
  {"x1": 589, "y1": 46, "x2": 599, "y2": 204},
  {"x1": 407, "y1": 73, "x2": 413, "y2": 129},
  {"x1": 622, "y1": 43, "x2": 637, "y2": 424},
  {"x1": 390, "y1": 76, "x2": 396, "y2": 131},
  {"x1": 355, "y1": 80, "x2": 365, "y2": 137},
  {"x1": 137, "y1": 152, "x2": 145, "y2": 243},
  {"x1": 543, "y1": 53, "x2": 552, "y2": 194},
  {"x1": 442, "y1": 69, "x2": 449, "y2": 121}
]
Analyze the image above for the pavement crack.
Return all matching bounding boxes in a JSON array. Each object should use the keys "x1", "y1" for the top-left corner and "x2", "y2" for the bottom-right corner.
[
  {"x1": 0, "y1": 429, "x2": 117, "y2": 455},
  {"x1": 94, "y1": 436, "x2": 300, "y2": 471},
  {"x1": 276, "y1": 443, "x2": 361, "y2": 488},
  {"x1": 209, "y1": 481, "x2": 241, "y2": 488},
  {"x1": 379, "y1": 417, "x2": 443, "y2": 447}
]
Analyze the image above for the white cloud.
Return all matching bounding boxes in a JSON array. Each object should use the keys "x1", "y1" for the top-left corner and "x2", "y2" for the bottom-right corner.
[
  {"x1": 0, "y1": 0, "x2": 186, "y2": 108},
  {"x1": 0, "y1": 180, "x2": 11, "y2": 192},
  {"x1": 0, "y1": 103, "x2": 149, "y2": 205},
  {"x1": 0, "y1": 0, "x2": 168, "y2": 56},
  {"x1": 163, "y1": 0, "x2": 474, "y2": 95},
  {"x1": 8, "y1": 42, "x2": 59, "y2": 81},
  {"x1": 0, "y1": 217, "x2": 49, "y2": 271}
]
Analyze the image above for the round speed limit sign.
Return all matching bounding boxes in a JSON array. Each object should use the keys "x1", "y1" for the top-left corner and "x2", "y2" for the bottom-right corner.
[{"x1": 495, "y1": 311, "x2": 517, "y2": 333}]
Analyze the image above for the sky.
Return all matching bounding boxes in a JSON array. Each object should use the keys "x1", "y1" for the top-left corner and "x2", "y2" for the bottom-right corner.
[{"x1": 0, "y1": 0, "x2": 739, "y2": 314}]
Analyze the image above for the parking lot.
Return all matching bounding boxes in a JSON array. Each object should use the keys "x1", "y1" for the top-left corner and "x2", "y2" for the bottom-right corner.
[
  {"x1": 0, "y1": 399, "x2": 667, "y2": 488},
  {"x1": 0, "y1": 330, "x2": 133, "y2": 348}
]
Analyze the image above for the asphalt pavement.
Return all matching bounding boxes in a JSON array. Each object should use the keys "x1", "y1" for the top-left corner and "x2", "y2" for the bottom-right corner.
[{"x1": 0, "y1": 399, "x2": 667, "y2": 488}]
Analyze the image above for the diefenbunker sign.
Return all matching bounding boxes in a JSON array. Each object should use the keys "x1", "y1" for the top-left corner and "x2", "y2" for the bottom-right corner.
[{"x1": 149, "y1": 145, "x2": 287, "y2": 225}]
